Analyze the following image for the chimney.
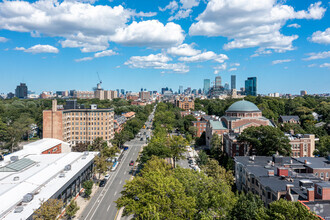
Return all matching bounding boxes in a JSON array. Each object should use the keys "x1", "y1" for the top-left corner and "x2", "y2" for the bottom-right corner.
[
  {"x1": 286, "y1": 184, "x2": 293, "y2": 193},
  {"x1": 307, "y1": 188, "x2": 314, "y2": 202},
  {"x1": 267, "y1": 170, "x2": 274, "y2": 176},
  {"x1": 277, "y1": 167, "x2": 289, "y2": 177},
  {"x1": 52, "y1": 99, "x2": 57, "y2": 112}
]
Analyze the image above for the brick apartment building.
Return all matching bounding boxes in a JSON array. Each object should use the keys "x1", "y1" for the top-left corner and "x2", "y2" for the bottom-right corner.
[
  {"x1": 288, "y1": 134, "x2": 316, "y2": 158},
  {"x1": 43, "y1": 100, "x2": 114, "y2": 146},
  {"x1": 175, "y1": 97, "x2": 195, "y2": 110},
  {"x1": 234, "y1": 155, "x2": 330, "y2": 219},
  {"x1": 139, "y1": 91, "x2": 150, "y2": 101}
]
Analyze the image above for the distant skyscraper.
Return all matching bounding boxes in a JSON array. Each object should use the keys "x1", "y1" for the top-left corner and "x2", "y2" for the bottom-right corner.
[
  {"x1": 121, "y1": 89, "x2": 125, "y2": 95},
  {"x1": 15, "y1": 83, "x2": 28, "y2": 99},
  {"x1": 203, "y1": 79, "x2": 210, "y2": 94},
  {"x1": 224, "y1": 83, "x2": 230, "y2": 91},
  {"x1": 215, "y1": 76, "x2": 221, "y2": 88},
  {"x1": 245, "y1": 77, "x2": 257, "y2": 96},
  {"x1": 231, "y1": 75, "x2": 236, "y2": 90},
  {"x1": 161, "y1": 87, "x2": 169, "y2": 94},
  {"x1": 179, "y1": 86, "x2": 183, "y2": 94}
]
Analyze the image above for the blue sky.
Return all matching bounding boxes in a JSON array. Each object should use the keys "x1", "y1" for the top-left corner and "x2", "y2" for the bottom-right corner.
[{"x1": 0, "y1": 0, "x2": 329, "y2": 95}]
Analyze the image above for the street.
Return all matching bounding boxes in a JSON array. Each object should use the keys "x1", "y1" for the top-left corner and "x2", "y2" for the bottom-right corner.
[{"x1": 79, "y1": 109, "x2": 155, "y2": 220}]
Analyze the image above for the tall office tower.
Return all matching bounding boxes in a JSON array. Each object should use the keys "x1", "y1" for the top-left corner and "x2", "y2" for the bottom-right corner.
[
  {"x1": 43, "y1": 99, "x2": 114, "y2": 146},
  {"x1": 161, "y1": 87, "x2": 169, "y2": 94},
  {"x1": 245, "y1": 77, "x2": 257, "y2": 96},
  {"x1": 203, "y1": 79, "x2": 210, "y2": 94},
  {"x1": 179, "y1": 86, "x2": 183, "y2": 94},
  {"x1": 121, "y1": 89, "x2": 125, "y2": 95},
  {"x1": 224, "y1": 83, "x2": 230, "y2": 91},
  {"x1": 231, "y1": 75, "x2": 236, "y2": 90},
  {"x1": 15, "y1": 83, "x2": 28, "y2": 99},
  {"x1": 116, "y1": 89, "x2": 120, "y2": 95},
  {"x1": 215, "y1": 76, "x2": 221, "y2": 88}
]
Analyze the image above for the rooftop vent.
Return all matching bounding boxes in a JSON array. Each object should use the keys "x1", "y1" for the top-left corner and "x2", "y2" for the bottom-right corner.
[
  {"x1": 82, "y1": 156, "x2": 86, "y2": 160},
  {"x1": 59, "y1": 173, "x2": 65, "y2": 178},
  {"x1": 13, "y1": 176, "x2": 19, "y2": 181},
  {"x1": 22, "y1": 193, "x2": 33, "y2": 203},
  {"x1": 64, "y1": 165, "x2": 71, "y2": 171},
  {"x1": 10, "y1": 156, "x2": 19, "y2": 162},
  {"x1": 14, "y1": 206, "x2": 24, "y2": 213},
  {"x1": 83, "y1": 151, "x2": 89, "y2": 156}
]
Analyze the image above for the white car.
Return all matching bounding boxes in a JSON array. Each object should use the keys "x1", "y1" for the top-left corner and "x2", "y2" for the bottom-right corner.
[{"x1": 104, "y1": 174, "x2": 110, "y2": 180}]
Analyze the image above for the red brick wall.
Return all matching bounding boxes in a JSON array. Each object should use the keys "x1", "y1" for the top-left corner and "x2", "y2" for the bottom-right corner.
[
  {"x1": 41, "y1": 143, "x2": 62, "y2": 154},
  {"x1": 232, "y1": 118, "x2": 269, "y2": 129}
]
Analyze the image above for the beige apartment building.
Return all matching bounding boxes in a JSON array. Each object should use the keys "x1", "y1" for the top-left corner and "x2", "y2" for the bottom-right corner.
[{"x1": 43, "y1": 100, "x2": 114, "y2": 146}]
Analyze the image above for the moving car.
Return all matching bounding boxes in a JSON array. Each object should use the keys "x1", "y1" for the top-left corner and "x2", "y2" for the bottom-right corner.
[
  {"x1": 129, "y1": 160, "x2": 135, "y2": 166},
  {"x1": 99, "y1": 179, "x2": 107, "y2": 187}
]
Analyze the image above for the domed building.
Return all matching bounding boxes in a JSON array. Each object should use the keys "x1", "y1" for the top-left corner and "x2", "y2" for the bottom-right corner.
[{"x1": 205, "y1": 100, "x2": 275, "y2": 156}]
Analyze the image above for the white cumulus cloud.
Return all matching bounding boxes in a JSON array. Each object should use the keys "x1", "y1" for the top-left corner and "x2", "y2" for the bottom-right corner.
[
  {"x1": 75, "y1": 49, "x2": 117, "y2": 62},
  {"x1": 310, "y1": 28, "x2": 330, "y2": 44},
  {"x1": 110, "y1": 20, "x2": 185, "y2": 47},
  {"x1": 179, "y1": 51, "x2": 228, "y2": 63},
  {"x1": 167, "y1": 43, "x2": 201, "y2": 56},
  {"x1": 272, "y1": 59, "x2": 293, "y2": 65},
  {"x1": 287, "y1": 23, "x2": 301, "y2": 28},
  {"x1": 0, "y1": 0, "x2": 179, "y2": 52},
  {"x1": 0, "y1": 36, "x2": 8, "y2": 42},
  {"x1": 124, "y1": 53, "x2": 189, "y2": 73},
  {"x1": 15, "y1": 44, "x2": 59, "y2": 54},
  {"x1": 320, "y1": 63, "x2": 330, "y2": 68},
  {"x1": 189, "y1": 0, "x2": 326, "y2": 52},
  {"x1": 303, "y1": 51, "x2": 330, "y2": 60},
  {"x1": 229, "y1": 68, "x2": 237, "y2": 72},
  {"x1": 159, "y1": 1, "x2": 178, "y2": 13},
  {"x1": 180, "y1": 0, "x2": 200, "y2": 9}
]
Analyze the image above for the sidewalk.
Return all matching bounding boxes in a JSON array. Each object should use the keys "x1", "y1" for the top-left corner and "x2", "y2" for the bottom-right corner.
[{"x1": 75, "y1": 182, "x2": 100, "y2": 219}]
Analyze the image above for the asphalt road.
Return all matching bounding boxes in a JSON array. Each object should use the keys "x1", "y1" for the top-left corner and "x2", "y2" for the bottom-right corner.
[{"x1": 80, "y1": 109, "x2": 155, "y2": 220}]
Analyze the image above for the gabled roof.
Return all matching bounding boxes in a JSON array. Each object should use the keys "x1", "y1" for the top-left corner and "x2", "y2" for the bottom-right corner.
[
  {"x1": 279, "y1": 115, "x2": 300, "y2": 122},
  {"x1": 209, "y1": 120, "x2": 228, "y2": 130}
]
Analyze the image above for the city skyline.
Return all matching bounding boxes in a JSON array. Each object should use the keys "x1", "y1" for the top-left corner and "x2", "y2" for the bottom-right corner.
[{"x1": 0, "y1": 0, "x2": 329, "y2": 94}]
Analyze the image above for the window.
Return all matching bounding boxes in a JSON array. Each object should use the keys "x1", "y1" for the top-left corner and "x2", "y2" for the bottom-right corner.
[
  {"x1": 315, "y1": 172, "x2": 318, "y2": 177},
  {"x1": 326, "y1": 172, "x2": 329, "y2": 178},
  {"x1": 320, "y1": 172, "x2": 324, "y2": 179},
  {"x1": 317, "y1": 187, "x2": 322, "y2": 195}
]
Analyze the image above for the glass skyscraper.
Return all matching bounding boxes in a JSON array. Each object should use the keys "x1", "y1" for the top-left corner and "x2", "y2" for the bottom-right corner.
[
  {"x1": 231, "y1": 75, "x2": 236, "y2": 90},
  {"x1": 203, "y1": 79, "x2": 210, "y2": 94},
  {"x1": 245, "y1": 77, "x2": 257, "y2": 96}
]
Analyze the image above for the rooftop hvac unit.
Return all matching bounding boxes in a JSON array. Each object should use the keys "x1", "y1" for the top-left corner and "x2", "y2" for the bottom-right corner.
[
  {"x1": 22, "y1": 193, "x2": 33, "y2": 203},
  {"x1": 83, "y1": 151, "x2": 89, "y2": 156},
  {"x1": 10, "y1": 156, "x2": 19, "y2": 162},
  {"x1": 14, "y1": 206, "x2": 24, "y2": 213},
  {"x1": 82, "y1": 156, "x2": 87, "y2": 160},
  {"x1": 59, "y1": 173, "x2": 65, "y2": 178},
  {"x1": 64, "y1": 164, "x2": 71, "y2": 171},
  {"x1": 13, "y1": 176, "x2": 19, "y2": 181}
]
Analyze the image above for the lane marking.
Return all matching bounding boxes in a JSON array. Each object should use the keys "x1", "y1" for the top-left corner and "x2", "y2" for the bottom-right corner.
[
  {"x1": 114, "y1": 191, "x2": 117, "y2": 196},
  {"x1": 107, "y1": 204, "x2": 111, "y2": 212}
]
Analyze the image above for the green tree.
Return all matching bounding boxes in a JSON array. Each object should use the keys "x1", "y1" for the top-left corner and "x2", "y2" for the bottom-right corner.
[
  {"x1": 94, "y1": 155, "x2": 109, "y2": 179},
  {"x1": 195, "y1": 131, "x2": 206, "y2": 146},
  {"x1": 314, "y1": 136, "x2": 330, "y2": 157},
  {"x1": 230, "y1": 192, "x2": 265, "y2": 220},
  {"x1": 210, "y1": 133, "x2": 222, "y2": 159},
  {"x1": 82, "y1": 180, "x2": 93, "y2": 198},
  {"x1": 71, "y1": 142, "x2": 89, "y2": 152},
  {"x1": 33, "y1": 199, "x2": 64, "y2": 220},
  {"x1": 166, "y1": 135, "x2": 188, "y2": 167},
  {"x1": 195, "y1": 150, "x2": 209, "y2": 166},
  {"x1": 201, "y1": 158, "x2": 234, "y2": 186},
  {"x1": 259, "y1": 199, "x2": 319, "y2": 220},
  {"x1": 238, "y1": 126, "x2": 291, "y2": 156},
  {"x1": 116, "y1": 157, "x2": 197, "y2": 219},
  {"x1": 66, "y1": 200, "x2": 80, "y2": 219}
]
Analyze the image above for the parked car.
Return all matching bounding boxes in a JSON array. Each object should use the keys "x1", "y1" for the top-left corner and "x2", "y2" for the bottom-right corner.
[
  {"x1": 129, "y1": 160, "x2": 135, "y2": 166},
  {"x1": 99, "y1": 179, "x2": 107, "y2": 187},
  {"x1": 104, "y1": 174, "x2": 110, "y2": 180},
  {"x1": 140, "y1": 137, "x2": 144, "y2": 141}
]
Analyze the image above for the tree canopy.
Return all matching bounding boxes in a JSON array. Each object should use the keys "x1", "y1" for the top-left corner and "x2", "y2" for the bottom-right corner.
[{"x1": 238, "y1": 126, "x2": 291, "y2": 156}]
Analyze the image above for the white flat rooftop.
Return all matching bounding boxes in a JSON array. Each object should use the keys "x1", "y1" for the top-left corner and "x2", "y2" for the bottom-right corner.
[{"x1": 0, "y1": 152, "x2": 98, "y2": 220}]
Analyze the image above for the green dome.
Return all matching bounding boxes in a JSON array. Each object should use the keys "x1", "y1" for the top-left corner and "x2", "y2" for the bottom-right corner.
[{"x1": 226, "y1": 100, "x2": 260, "y2": 112}]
